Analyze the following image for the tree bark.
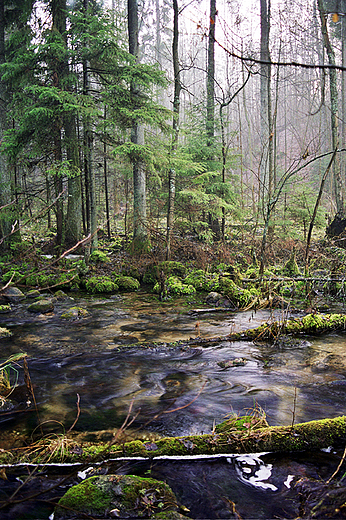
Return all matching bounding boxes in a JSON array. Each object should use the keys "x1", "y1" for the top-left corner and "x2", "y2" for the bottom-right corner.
[
  {"x1": 260, "y1": 0, "x2": 273, "y2": 202},
  {"x1": 128, "y1": 0, "x2": 149, "y2": 252},
  {"x1": 206, "y1": 0, "x2": 216, "y2": 145},
  {"x1": 317, "y1": 0, "x2": 344, "y2": 215},
  {"x1": 0, "y1": 0, "x2": 15, "y2": 252},
  {"x1": 82, "y1": 0, "x2": 98, "y2": 253},
  {"x1": 166, "y1": 0, "x2": 181, "y2": 260}
]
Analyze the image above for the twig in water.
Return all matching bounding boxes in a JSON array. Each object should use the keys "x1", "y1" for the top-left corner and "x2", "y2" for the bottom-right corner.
[
  {"x1": 67, "y1": 393, "x2": 81, "y2": 433},
  {"x1": 327, "y1": 443, "x2": 346, "y2": 484},
  {"x1": 290, "y1": 386, "x2": 297, "y2": 429},
  {"x1": 23, "y1": 357, "x2": 42, "y2": 437}
]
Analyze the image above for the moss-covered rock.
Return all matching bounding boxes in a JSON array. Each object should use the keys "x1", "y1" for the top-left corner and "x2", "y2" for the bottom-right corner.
[
  {"x1": 61, "y1": 307, "x2": 88, "y2": 320},
  {"x1": 26, "y1": 289, "x2": 41, "y2": 299},
  {"x1": 143, "y1": 262, "x2": 187, "y2": 286},
  {"x1": 159, "y1": 261, "x2": 186, "y2": 277},
  {"x1": 27, "y1": 299, "x2": 54, "y2": 314},
  {"x1": 55, "y1": 474, "x2": 178, "y2": 519},
  {"x1": 283, "y1": 248, "x2": 300, "y2": 276},
  {"x1": 153, "y1": 276, "x2": 196, "y2": 296},
  {"x1": 218, "y1": 277, "x2": 259, "y2": 308},
  {"x1": 54, "y1": 290, "x2": 68, "y2": 300},
  {"x1": 85, "y1": 276, "x2": 119, "y2": 294},
  {"x1": 89, "y1": 250, "x2": 110, "y2": 264},
  {"x1": 184, "y1": 269, "x2": 208, "y2": 291},
  {"x1": 113, "y1": 275, "x2": 140, "y2": 292},
  {"x1": 24, "y1": 272, "x2": 80, "y2": 290}
]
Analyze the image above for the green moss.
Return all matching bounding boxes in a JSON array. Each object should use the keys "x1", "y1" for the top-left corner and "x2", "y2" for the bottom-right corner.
[
  {"x1": 129, "y1": 237, "x2": 152, "y2": 254},
  {"x1": 89, "y1": 250, "x2": 110, "y2": 264},
  {"x1": 113, "y1": 275, "x2": 140, "y2": 292},
  {"x1": 215, "y1": 414, "x2": 269, "y2": 433},
  {"x1": 184, "y1": 269, "x2": 208, "y2": 290},
  {"x1": 24, "y1": 271, "x2": 80, "y2": 290},
  {"x1": 57, "y1": 476, "x2": 112, "y2": 515},
  {"x1": 159, "y1": 261, "x2": 186, "y2": 277},
  {"x1": 57, "y1": 475, "x2": 177, "y2": 519},
  {"x1": 2, "y1": 268, "x2": 24, "y2": 284},
  {"x1": 283, "y1": 249, "x2": 300, "y2": 276},
  {"x1": 85, "y1": 276, "x2": 119, "y2": 294},
  {"x1": 61, "y1": 307, "x2": 89, "y2": 319},
  {"x1": 143, "y1": 262, "x2": 187, "y2": 286},
  {"x1": 153, "y1": 276, "x2": 196, "y2": 296},
  {"x1": 0, "y1": 304, "x2": 11, "y2": 313},
  {"x1": 241, "y1": 313, "x2": 346, "y2": 340},
  {"x1": 218, "y1": 277, "x2": 257, "y2": 308}
]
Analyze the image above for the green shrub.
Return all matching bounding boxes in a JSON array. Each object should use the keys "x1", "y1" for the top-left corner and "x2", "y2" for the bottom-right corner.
[{"x1": 2, "y1": 268, "x2": 24, "y2": 284}]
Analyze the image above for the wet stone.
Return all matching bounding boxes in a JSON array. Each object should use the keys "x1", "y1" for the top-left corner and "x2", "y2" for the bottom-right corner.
[
  {"x1": 27, "y1": 299, "x2": 54, "y2": 313},
  {"x1": 2, "y1": 286, "x2": 25, "y2": 303}
]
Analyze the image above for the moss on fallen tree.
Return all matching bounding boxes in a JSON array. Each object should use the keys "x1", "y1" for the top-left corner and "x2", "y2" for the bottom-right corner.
[
  {"x1": 183, "y1": 313, "x2": 346, "y2": 347},
  {"x1": 5, "y1": 415, "x2": 346, "y2": 465}
]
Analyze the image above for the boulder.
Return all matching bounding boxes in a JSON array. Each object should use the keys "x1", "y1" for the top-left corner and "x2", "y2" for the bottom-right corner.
[
  {"x1": 27, "y1": 299, "x2": 54, "y2": 314},
  {"x1": 1, "y1": 287, "x2": 25, "y2": 303},
  {"x1": 55, "y1": 474, "x2": 186, "y2": 519}
]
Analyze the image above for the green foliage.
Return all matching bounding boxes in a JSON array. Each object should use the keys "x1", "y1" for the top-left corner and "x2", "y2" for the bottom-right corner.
[
  {"x1": 85, "y1": 276, "x2": 118, "y2": 294},
  {"x1": 2, "y1": 268, "x2": 24, "y2": 284}
]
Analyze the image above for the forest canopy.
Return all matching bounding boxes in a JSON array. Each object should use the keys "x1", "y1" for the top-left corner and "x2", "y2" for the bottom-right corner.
[{"x1": 0, "y1": 0, "x2": 345, "y2": 266}]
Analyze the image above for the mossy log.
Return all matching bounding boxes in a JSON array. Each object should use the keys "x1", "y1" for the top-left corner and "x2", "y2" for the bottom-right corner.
[
  {"x1": 5, "y1": 415, "x2": 346, "y2": 466},
  {"x1": 185, "y1": 313, "x2": 346, "y2": 347},
  {"x1": 106, "y1": 415, "x2": 346, "y2": 460}
]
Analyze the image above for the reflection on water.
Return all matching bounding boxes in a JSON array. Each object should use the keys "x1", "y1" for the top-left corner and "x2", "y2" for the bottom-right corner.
[
  {"x1": 0, "y1": 293, "x2": 345, "y2": 438},
  {"x1": 1, "y1": 293, "x2": 346, "y2": 519}
]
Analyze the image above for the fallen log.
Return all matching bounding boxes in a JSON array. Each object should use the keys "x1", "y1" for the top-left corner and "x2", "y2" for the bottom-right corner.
[
  {"x1": 3, "y1": 415, "x2": 346, "y2": 465},
  {"x1": 106, "y1": 415, "x2": 346, "y2": 460},
  {"x1": 186, "y1": 312, "x2": 346, "y2": 347}
]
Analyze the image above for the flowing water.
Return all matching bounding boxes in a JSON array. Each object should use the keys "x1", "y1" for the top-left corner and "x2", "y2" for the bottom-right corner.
[{"x1": 0, "y1": 291, "x2": 346, "y2": 518}]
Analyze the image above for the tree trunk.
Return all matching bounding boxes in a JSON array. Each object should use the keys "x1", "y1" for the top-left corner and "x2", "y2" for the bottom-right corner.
[
  {"x1": 103, "y1": 106, "x2": 111, "y2": 239},
  {"x1": 317, "y1": 0, "x2": 344, "y2": 215},
  {"x1": 260, "y1": 0, "x2": 272, "y2": 202},
  {"x1": 83, "y1": 0, "x2": 97, "y2": 252},
  {"x1": 65, "y1": 115, "x2": 82, "y2": 247},
  {"x1": 16, "y1": 415, "x2": 346, "y2": 464},
  {"x1": 166, "y1": 0, "x2": 181, "y2": 260},
  {"x1": 206, "y1": 0, "x2": 216, "y2": 145},
  {"x1": 0, "y1": 0, "x2": 15, "y2": 252},
  {"x1": 128, "y1": 0, "x2": 149, "y2": 253}
]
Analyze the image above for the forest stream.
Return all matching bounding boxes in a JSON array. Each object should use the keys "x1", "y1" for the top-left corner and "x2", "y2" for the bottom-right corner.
[{"x1": 1, "y1": 291, "x2": 346, "y2": 519}]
